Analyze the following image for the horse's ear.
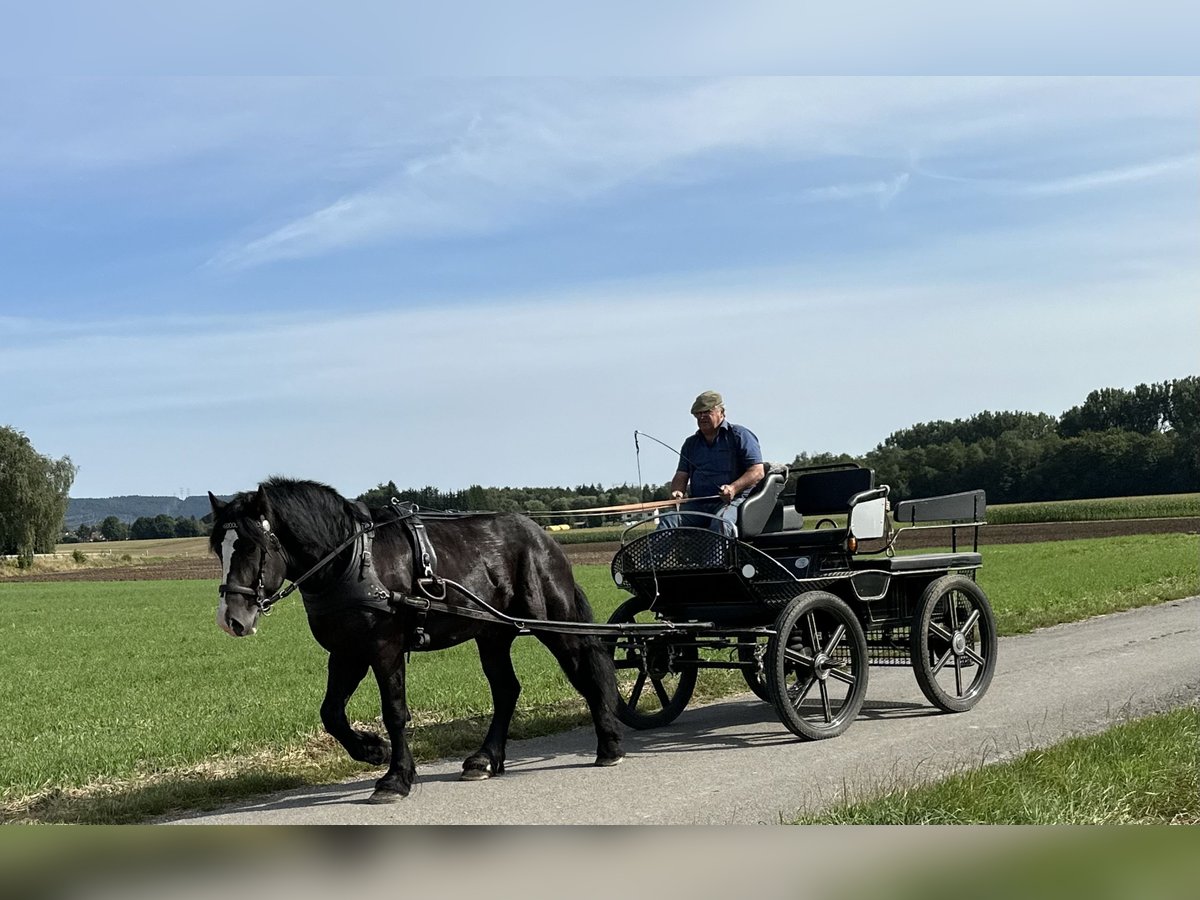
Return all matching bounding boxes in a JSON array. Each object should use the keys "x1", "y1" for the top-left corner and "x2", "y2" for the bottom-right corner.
[{"x1": 208, "y1": 491, "x2": 226, "y2": 514}]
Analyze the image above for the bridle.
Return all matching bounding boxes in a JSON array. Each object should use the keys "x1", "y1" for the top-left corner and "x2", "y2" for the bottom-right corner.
[
  {"x1": 217, "y1": 519, "x2": 286, "y2": 614},
  {"x1": 217, "y1": 512, "x2": 394, "y2": 615}
]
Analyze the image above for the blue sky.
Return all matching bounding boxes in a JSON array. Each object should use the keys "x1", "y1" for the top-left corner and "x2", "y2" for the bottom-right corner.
[{"x1": 1, "y1": 77, "x2": 1196, "y2": 499}]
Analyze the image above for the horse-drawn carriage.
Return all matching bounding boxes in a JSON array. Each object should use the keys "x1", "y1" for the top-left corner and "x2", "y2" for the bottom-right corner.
[
  {"x1": 605, "y1": 463, "x2": 997, "y2": 740},
  {"x1": 209, "y1": 463, "x2": 995, "y2": 801}
]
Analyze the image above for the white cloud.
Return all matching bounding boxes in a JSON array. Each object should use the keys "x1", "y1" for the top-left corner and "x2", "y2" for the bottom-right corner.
[
  {"x1": 199, "y1": 77, "x2": 1197, "y2": 269},
  {"x1": 1018, "y1": 154, "x2": 1198, "y2": 196}
]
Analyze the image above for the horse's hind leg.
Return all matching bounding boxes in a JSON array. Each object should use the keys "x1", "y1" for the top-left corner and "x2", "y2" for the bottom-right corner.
[
  {"x1": 462, "y1": 633, "x2": 520, "y2": 781},
  {"x1": 321, "y1": 652, "x2": 391, "y2": 766},
  {"x1": 541, "y1": 633, "x2": 625, "y2": 766}
]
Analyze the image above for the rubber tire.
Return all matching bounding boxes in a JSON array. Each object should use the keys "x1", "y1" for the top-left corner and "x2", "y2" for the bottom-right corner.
[
  {"x1": 910, "y1": 574, "x2": 998, "y2": 713},
  {"x1": 766, "y1": 591, "x2": 869, "y2": 740},
  {"x1": 604, "y1": 596, "x2": 697, "y2": 729}
]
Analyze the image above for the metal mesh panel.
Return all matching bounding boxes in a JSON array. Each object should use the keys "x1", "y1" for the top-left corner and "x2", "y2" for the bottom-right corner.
[
  {"x1": 863, "y1": 624, "x2": 913, "y2": 666},
  {"x1": 750, "y1": 580, "x2": 804, "y2": 608},
  {"x1": 614, "y1": 528, "x2": 733, "y2": 574}
]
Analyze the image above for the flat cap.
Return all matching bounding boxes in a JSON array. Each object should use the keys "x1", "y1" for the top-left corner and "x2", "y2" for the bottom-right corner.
[{"x1": 690, "y1": 390, "x2": 724, "y2": 414}]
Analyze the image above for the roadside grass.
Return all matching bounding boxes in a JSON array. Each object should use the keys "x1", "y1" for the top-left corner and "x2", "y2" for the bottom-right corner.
[
  {"x1": 794, "y1": 706, "x2": 1198, "y2": 824},
  {"x1": 0, "y1": 533, "x2": 1194, "y2": 823}
]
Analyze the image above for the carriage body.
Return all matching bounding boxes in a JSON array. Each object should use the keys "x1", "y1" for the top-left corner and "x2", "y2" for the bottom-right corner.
[{"x1": 607, "y1": 463, "x2": 997, "y2": 739}]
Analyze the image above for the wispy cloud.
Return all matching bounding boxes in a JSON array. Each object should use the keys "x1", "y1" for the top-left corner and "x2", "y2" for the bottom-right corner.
[
  {"x1": 1018, "y1": 154, "x2": 1198, "y2": 196},
  {"x1": 801, "y1": 172, "x2": 911, "y2": 208},
  {"x1": 200, "y1": 77, "x2": 1198, "y2": 270}
]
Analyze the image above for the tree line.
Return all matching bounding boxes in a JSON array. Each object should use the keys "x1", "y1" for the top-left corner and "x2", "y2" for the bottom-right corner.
[
  {"x1": 800, "y1": 377, "x2": 1199, "y2": 503},
  {"x1": 3, "y1": 378, "x2": 1197, "y2": 557},
  {"x1": 358, "y1": 378, "x2": 1200, "y2": 512},
  {"x1": 63, "y1": 514, "x2": 207, "y2": 544}
]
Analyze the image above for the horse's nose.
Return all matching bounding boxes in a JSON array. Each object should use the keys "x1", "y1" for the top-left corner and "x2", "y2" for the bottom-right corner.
[{"x1": 228, "y1": 616, "x2": 245, "y2": 637}]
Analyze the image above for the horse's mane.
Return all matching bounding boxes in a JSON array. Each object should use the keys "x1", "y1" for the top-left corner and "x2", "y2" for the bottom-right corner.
[
  {"x1": 259, "y1": 477, "x2": 366, "y2": 557},
  {"x1": 209, "y1": 476, "x2": 365, "y2": 559}
]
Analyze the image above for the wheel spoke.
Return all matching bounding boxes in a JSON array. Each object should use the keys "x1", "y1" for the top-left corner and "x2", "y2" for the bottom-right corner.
[
  {"x1": 792, "y1": 672, "x2": 818, "y2": 706},
  {"x1": 964, "y1": 646, "x2": 987, "y2": 667},
  {"x1": 783, "y1": 647, "x2": 816, "y2": 667},
  {"x1": 954, "y1": 654, "x2": 964, "y2": 696},
  {"x1": 822, "y1": 624, "x2": 846, "y2": 657},
  {"x1": 928, "y1": 622, "x2": 954, "y2": 643},
  {"x1": 628, "y1": 672, "x2": 647, "y2": 709},
  {"x1": 827, "y1": 666, "x2": 857, "y2": 686},
  {"x1": 652, "y1": 678, "x2": 672, "y2": 708},
  {"x1": 931, "y1": 647, "x2": 954, "y2": 674},
  {"x1": 960, "y1": 608, "x2": 980, "y2": 634},
  {"x1": 805, "y1": 612, "x2": 821, "y2": 654},
  {"x1": 947, "y1": 593, "x2": 962, "y2": 629},
  {"x1": 819, "y1": 679, "x2": 832, "y2": 722}
]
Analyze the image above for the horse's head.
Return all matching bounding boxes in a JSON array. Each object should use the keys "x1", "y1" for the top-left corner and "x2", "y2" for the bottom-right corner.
[{"x1": 208, "y1": 488, "x2": 286, "y2": 638}]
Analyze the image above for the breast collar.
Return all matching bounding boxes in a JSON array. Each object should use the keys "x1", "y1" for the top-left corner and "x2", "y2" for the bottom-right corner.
[{"x1": 298, "y1": 506, "x2": 395, "y2": 616}]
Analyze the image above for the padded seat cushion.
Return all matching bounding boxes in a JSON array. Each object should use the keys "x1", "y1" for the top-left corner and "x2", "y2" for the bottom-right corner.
[
  {"x1": 745, "y1": 527, "x2": 848, "y2": 550},
  {"x1": 857, "y1": 552, "x2": 982, "y2": 572}
]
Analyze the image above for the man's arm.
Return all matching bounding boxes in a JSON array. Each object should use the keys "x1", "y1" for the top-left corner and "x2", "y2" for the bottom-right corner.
[
  {"x1": 717, "y1": 464, "x2": 765, "y2": 502},
  {"x1": 669, "y1": 470, "x2": 689, "y2": 500}
]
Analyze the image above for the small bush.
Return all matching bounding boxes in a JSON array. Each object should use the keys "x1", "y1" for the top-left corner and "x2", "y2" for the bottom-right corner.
[
  {"x1": 72, "y1": 549, "x2": 88, "y2": 564},
  {"x1": 120, "y1": 554, "x2": 133, "y2": 563}
]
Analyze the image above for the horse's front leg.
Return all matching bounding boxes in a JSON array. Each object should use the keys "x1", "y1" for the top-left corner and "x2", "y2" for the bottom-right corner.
[
  {"x1": 366, "y1": 639, "x2": 416, "y2": 804},
  {"x1": 462, "y1": 633, "x2": 520, "y2": 781},
  {"x1": 321, "y1": 652, "x2": 391, "y2": 766}
]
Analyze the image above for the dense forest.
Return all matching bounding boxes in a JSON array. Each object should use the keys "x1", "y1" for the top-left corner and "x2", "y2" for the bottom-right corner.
[{"x1": 358, "y1": 377, "x2": 1199, "y2": 513}]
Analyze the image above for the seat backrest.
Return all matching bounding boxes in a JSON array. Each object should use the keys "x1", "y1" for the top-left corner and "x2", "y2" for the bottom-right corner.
[
  {"x1": 737, "y1": 463, "x2": 788, "y2": 537},
  {"x1": 793, "y1": 465, "x2": 874, "y2": 515}
]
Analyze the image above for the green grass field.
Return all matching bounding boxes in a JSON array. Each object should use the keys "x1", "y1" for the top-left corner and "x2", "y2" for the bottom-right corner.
[
  {"x1": 0, "y1": 532, "x2": 1195, "y2": 823},
  {"x1": 795, "y1": 705, "x2": 1198, "y2": 824}
]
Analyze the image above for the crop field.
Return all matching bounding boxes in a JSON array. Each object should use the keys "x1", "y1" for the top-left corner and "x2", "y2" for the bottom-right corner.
[
  {"x1": 985, "y1": 492, "x2": 1200, "y2": 525},
  {"x1": 0, "y1": 531, "x2": 1195, "y2": 823}
]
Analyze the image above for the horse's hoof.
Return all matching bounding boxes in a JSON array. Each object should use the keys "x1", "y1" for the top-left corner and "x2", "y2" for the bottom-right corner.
[
  {"x1": 460, "y1": 764, "x2": 493, "y2": 782},
  {"x1": 595, "y1": 753, "x2": 625, "y2": 768},
  {"x1": 366, "y1": 788, "x2": 404, "y2": 804}
]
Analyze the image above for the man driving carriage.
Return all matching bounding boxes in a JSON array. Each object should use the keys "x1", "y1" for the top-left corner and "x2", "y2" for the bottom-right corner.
[{"x1": 659, "y1": 390, "x2": 765, "y2": 536}]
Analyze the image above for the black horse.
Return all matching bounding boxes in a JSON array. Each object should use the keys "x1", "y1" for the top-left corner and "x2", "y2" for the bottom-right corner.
[{"x1": 208, "y1": 477, "x2": 624, "y2": 803}]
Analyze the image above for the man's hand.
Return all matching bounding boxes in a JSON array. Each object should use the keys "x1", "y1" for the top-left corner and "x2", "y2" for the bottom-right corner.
[
  {"x1": 670, "y1": 490, "x2": 685, "y2": 501},
  {"x1": 718, "y1": 484, "x2": 736, "y2": 502}
]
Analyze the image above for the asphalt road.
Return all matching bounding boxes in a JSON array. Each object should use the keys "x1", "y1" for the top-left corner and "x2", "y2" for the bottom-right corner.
[{"x1": 162, "y1": 595, "x2": 1199, "y2": 825}]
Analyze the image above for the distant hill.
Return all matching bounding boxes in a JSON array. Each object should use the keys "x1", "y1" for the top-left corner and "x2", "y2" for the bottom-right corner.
[{"x1": 65, "y1": 495, "x2": 229, "y2": 528}]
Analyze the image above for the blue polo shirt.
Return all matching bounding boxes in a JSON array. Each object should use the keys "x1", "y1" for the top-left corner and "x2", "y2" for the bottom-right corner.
[{"x1": 677, "y1": 421, "x2": 764, "y2": 501}]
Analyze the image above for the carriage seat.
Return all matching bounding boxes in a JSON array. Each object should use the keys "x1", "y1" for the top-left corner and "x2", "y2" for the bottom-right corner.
[
  {"x1": 736, "y1": 463, "x2": 789, "y2": 537},
  {"x1": 746, "y1": 464, "x2": 882, "y2": 549}
]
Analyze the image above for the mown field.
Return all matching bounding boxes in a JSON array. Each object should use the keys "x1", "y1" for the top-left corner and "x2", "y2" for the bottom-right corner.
[{"x1": 0, "y1": 531, "x2": 1195, "y2": 823}]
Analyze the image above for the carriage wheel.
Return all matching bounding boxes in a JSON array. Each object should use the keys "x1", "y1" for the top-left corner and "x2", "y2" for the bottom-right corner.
[
  {"x1": 766, "y1": 591, "x2": 869, "y2": 740},
  {"x1": 604, "y1": 596, "x2": 697, "y2": 729},
  {"x1": 910, "y1": 574, "x2": 997, "y2": 713},
  {"x1": 736, "y1": 636, "x2": 771, "y2": 702}
]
